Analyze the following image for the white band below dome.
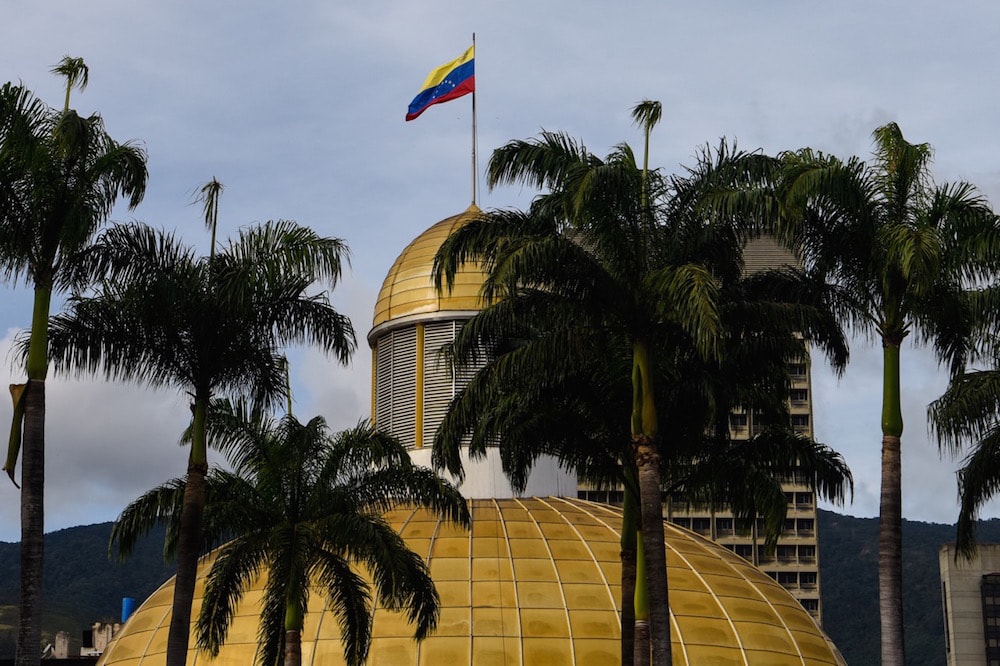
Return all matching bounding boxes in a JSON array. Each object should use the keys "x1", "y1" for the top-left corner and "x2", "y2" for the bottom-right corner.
[{"x1": 407, "y1": 447, "x2": 578, "y2": 499}]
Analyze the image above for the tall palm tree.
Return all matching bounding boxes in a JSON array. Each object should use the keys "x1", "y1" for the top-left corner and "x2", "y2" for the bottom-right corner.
[
  {"x1": 775, "y1": 122, "x2": 1000, "y2": 665},
  {"x1": 111, "y1": 400, "x2": 468, "y2": 666},
  {"x1": 44, "y1": 216, "x2": 355, "y2": 666},
  {"x1": 0, "y1": 58, "x2": 147, "y2": 665},
  {"x1": 433, "y1": 205, "x2": 852, "y2": 665},
  {"x1": 433, "y1": 104, "x2": 845, "y2": 665}
]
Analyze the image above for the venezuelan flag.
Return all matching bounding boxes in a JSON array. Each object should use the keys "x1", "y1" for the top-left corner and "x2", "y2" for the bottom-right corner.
[{"x1": 406, "y1": 45, "x2": 475, "y2": 121}]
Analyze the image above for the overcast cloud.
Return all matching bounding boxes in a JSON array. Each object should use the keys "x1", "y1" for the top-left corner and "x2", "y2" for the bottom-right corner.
[{"x1": 1, "y1": 1, "x2": 999, "y2": 541}]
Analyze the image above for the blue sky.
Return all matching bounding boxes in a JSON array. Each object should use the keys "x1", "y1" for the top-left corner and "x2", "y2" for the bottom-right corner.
[{"x1": 1, "y1": 1, "x2": 999, "y2": 541}]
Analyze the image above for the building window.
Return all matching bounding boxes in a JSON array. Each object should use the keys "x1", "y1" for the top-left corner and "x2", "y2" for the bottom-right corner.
[
  {"x1": 790, "y1": 388, "x2": 808, "y2": 403},
  {"x1": 730, "y1": 413, "x2": 748, "y2": 429},
  {"x1": 982, "y1": 574, "x2": 1000, "y2": 661},
  {"x1": 795, "y1": 492, "x2": 814, "y2": 508},
  {"x1": 777, "y1": 545, "x2": 797, "y2": 562},
  {"x1": 797, "y1": 518, "x2": 815, "y2": 534},
  {"x1": 791, "y1": 414, "x2": 810, "y2": 431},
  {"x1": 800, "y1": 572, "x2": 818, "y2": 588},
  {"x1": 715, "y1": 518, "x2": 733, "y2": 534},
  {"x1": 788, "y1": 362, "x2": 807, "y2": 378},
  {"x1": 692, "y1": 518, "x2": 711, "y2": 535},
  {"x1": 671, "y1": 517, "x2": 691, "y2": 529},
  {"x1": 798, "y1": 545, "x2": 816, "y2": 562},
  {"x1": 777, "y1": 572, "x2": 798, "y2": 587},
  {"x1": 734, "y1": 545, "x2": 753, "y2": 560}
]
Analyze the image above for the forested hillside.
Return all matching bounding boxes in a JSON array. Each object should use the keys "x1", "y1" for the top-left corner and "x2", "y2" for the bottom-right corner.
[
  {"x1": 0, "y1": 523, "x2": 172, "y2": 658},
  {"x1": 820, "y1": 510, "x2": 1000, "y2": 665}
]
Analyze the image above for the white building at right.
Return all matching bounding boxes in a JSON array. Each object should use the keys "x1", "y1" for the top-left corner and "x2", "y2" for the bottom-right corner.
[{"x1": 940, "y1": 543, "x2": 1000, "y2": 665}]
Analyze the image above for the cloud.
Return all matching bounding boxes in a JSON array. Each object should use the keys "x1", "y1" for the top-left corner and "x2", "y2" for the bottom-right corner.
[
  {"x1": 3, "y1": 1, "x2": 1000, "y2": 537},
  {"x1": 0, "y1": 329, "x2": 192, "y2": 542}
]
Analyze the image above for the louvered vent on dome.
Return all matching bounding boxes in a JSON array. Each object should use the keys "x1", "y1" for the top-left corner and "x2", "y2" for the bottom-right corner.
[{"x1": 374, "y1": 327, "x2": 417, "y2": 447}]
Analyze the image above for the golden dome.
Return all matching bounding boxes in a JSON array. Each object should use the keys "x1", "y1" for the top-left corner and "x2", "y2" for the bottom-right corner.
[
  {"x1": 371, "y1": 205, "x2": 488, "y2": 333},
  {"x1": 98, "y1": 498, "x2": 844, "y2": 666}
]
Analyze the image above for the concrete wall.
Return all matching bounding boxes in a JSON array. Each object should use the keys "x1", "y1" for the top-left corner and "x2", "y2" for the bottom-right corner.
[{"x1": 939, "y1": 543, "x2": 1000, "y2": 666}]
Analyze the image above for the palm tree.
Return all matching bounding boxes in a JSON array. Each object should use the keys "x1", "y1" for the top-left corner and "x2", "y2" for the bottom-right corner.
[
  {"x1": 775, "y1": 122, "x2": 1000, "y2": 665},
  {"x1": 0, "y1": 58, "x2": 147, "y2": 665},
  {"x1": 433, "y1": 201, "x2": 852, "y2": 664},
  {"x1": 44, "y1": 214, "x2": 355, "y2": 666},
  {"x1": 433, "y1": 104, "x2": 848, "y2": 665},
  {"x1": 111, "y1": 400, "x2": 468, "y2": 666}
]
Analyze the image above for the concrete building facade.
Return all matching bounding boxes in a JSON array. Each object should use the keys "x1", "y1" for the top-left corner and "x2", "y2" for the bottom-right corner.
[{"x1": 940, "y1": 543, "x2": 1000, "y2": 666}]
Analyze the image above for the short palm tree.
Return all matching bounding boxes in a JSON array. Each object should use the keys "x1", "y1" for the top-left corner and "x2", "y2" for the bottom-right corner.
[
  {"x1": 0, "y1": 57, "x2": 147, "y2": 665},
  {"x1": 775, "y1": 122, "x2": 1000, "y2": 665},
  {"x1": 111, "y1": 400, "x2": 468, "y2": 666},
  {"x1": 44, "y1": 215, "x2": 354, "y2": 666}
]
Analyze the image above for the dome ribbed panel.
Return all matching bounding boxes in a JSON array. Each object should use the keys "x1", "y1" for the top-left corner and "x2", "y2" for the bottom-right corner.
[{"x1": 372, "y1": 205, "x2": 486, "y2": 331}]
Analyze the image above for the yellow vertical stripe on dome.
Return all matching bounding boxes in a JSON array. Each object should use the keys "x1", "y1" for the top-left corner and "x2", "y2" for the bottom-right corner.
[
  {"x1": 370, "y1": 347, "x2": 377, "y2": 424},
  {"x1": 665, "y1": 537, "x2": 750, "y2": 664}
]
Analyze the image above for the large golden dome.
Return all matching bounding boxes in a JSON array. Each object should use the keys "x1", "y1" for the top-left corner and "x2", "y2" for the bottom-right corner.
[
  {"x1": 371, "y1": 205, "x2": 487, "y2": 333},
  {"x1": 97, "y1": 498, "x2": 844, "y2": 665}
]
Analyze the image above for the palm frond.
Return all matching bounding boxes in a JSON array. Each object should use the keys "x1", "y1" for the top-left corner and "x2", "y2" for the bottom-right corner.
[
  {"x1": 196, "y1": 534, "x2": 270, "y2": 656},
  {"x1": 312, "y1": 550, "x2": 372, "y2": 666},
  {"x1": 109, "y1": 477, "x2": 186, "y2": 561},
  {"x1": 954, "y1": 432, "x2": 1000, "y2": 556}
]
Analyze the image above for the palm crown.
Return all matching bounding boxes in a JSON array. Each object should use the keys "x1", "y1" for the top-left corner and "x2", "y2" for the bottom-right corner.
[{"x1": 111, "y1": 400, "x2": 469, "y2": 666}]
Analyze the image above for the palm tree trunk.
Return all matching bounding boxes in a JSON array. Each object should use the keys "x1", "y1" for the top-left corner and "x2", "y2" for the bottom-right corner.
[
  {"x1": 15, "y1": 379, "x2": 44, "y2": 666},
  {"x1": 879, "y1": 341, "x2": 905, "y2": 666},
  {"x1": 620, "y1": 489, "x2": 638, "y2": 666},
  {"x1": 633, "y1": 532, "x2": 650, "y2": 666},
  {"x1": 166, "y1": 398, "x2": 209, "y2": 666},
  {"x1": 283, "y1": 630, "x2": 301, "y2": 666},
  {"x1": 284, "y1": 597, "x2": 304, "y2": 666},
  {"x1": 16, "y1": 285, "x2": 52, "y2": 666},
  {"x1": 631, "y1": 340, "x2": 671, "y2": 666},
  {"x1": 635, "y1": 446, "x2": 669, "y2": 665}
]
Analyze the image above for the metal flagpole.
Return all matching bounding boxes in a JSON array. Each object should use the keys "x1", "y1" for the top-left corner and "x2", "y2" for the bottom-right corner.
[{"x1": 471, "y1": 32, "x2": 478, "y2": 207}]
